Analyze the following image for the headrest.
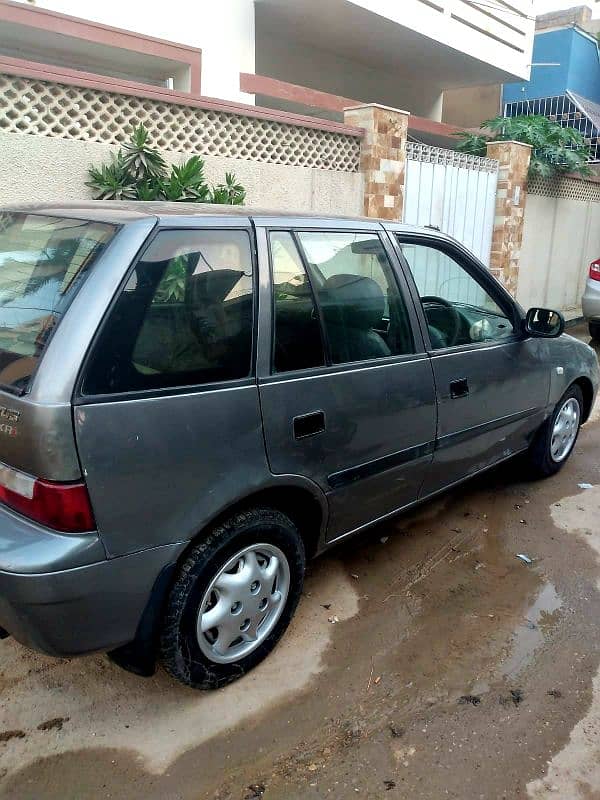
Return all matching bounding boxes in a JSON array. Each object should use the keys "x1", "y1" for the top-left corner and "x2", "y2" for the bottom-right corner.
[{"x1": 322, "y1": 274, "x2": 385, "y2": 329}]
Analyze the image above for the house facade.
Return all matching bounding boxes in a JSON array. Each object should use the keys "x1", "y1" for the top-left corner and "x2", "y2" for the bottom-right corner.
[
  {"x1": 503, "y1": 6, "x2": 600, "y2": 163},
  {"x1": 0, "y1": 0, "x2": 534, "y2": 124},
  {"x1": 3, "y1": 0, "x2": 598, "y2": 322}
]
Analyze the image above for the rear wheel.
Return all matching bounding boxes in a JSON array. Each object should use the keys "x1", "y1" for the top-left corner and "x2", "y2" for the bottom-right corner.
[
  {"x1": 589, "y1": 322, "x2": 600, "y2": 341},
  {"x1": 160, "y1": 507, "x2": 305, "y2": 689},
  {"x1": 526, "y1": 384, "x2": 583, "y2": 478}
]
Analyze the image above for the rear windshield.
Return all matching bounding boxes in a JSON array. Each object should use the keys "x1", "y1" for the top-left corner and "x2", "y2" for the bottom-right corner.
[{"x1": 0, "y1": 212, "x2": 117, "y2": 393}]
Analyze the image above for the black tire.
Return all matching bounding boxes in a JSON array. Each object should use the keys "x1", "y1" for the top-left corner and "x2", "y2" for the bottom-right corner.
[
  {"x1": 160, "y1": 507, "x2": 305, "y2": 689},
  {"x1": 589, "y1": 322, "x2": 600, "y2": 341},
  {"x1": 526, "y1": 384, "x2": 583, "y2": 478}
]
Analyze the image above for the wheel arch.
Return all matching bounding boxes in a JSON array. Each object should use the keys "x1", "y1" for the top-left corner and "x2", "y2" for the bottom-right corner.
[
  {"x1": 573, "y1": 376, "x2": 595, "y2": 423},
  {"x1": 108, "y1": 480, "x2": 328, "y2": 677},
  {"x1": 185, "y1": 482, "x2": 328, "y2": 561}
]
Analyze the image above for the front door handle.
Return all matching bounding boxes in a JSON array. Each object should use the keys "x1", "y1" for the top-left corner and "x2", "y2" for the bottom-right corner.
[
  {"x1": 450, "y1": 378, "x2": 469, "y2": 399},
  {"x1": 293, "y1": 411, "x2": 326, "y2": 439}
]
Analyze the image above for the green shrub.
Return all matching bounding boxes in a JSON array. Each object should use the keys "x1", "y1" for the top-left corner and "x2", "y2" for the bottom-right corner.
[
  {"x1": 87, "y1": 125, "x2": 246, "y2": 204},
  {"x1": 454, "y1": 114, "x2": 591, "y2": 179}
]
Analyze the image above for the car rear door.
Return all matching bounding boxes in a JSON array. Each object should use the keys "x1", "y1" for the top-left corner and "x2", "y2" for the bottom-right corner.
[
  {"x1": 389, "y1": 229, "x2": 550, "y2": 496},
  {"x1": 74, "y1": 220, "x2": 271, "y2": 557},
  {"x1": 255, "y1": 220, "x2": 437, "y2": 544}
]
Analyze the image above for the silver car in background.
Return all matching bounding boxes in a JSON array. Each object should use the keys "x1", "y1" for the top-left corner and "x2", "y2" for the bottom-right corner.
[
  {"x1": 582, "y1": 257, "x2": 600, "y2": 340},
  {"x1": 0, "y1": 203, "x2": 596, "y2": 690}
]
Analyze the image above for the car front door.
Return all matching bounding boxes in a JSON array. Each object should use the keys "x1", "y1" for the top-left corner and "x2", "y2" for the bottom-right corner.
[
  {"x1": 391, "y1": 232, "x2": 550, "y2": 496},
  {"x1": 255, "y1": 222, "x2": 437, "y2": 543}
]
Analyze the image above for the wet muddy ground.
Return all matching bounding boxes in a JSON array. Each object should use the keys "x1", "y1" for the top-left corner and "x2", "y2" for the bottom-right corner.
[{"x1": 1, "y1": 324, "x2": 600, "y2": 799}]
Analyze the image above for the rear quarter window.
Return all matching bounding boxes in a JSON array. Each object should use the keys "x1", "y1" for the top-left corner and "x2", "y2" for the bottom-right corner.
[{"x1": 82, "y1": 229, "x2": 254, "y2": 395}]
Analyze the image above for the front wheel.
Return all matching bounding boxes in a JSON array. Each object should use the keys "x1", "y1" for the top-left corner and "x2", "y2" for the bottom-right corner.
[
  {"x1": 160, "y1": 507, "x2": 305, "y2": 689},
  {"x1": 526, "y1": 384, "x2": 583, "y2": 478}
]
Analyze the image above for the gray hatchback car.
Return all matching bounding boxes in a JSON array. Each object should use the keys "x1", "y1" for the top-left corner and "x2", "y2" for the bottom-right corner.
[{"x1": 0, "y1": 203, "x2": 596, "y2": 689}]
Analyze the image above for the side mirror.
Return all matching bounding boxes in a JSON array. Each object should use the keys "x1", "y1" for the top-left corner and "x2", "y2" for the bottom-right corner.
[{"x1": 525, "y1": 307, "x2": 565, "y2": 338}]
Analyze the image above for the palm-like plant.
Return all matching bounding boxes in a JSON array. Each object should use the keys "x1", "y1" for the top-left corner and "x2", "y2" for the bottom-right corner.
[
  {"x1": 211, "y1": 172, "x2": 246, "y2": 205},
  {"x1": 455, "y1": 114, "x2": 591, "y2": 178},
  {"x1": 87, "y1": 125, "x2": 245, "y2": 205},
  {"x1": 121, "y1": 124, "x2": 167, "y2": 183},
  {"x1": 86, "y1": 152, "x2": 136, "y2": 200},
  {"x1": 211, "y1": 172, "x2": 246, "y2": 206},
  {"x1": 163, "y1": 157, "x2": 211, "y2": 202},
  {"x1": 154, "y1": 256, "x2": 188, "y2": 303}
]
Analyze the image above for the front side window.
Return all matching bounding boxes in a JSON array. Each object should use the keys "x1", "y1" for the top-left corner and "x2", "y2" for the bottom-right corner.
[
  {"x1": 83, "y1": 229, "x2": 254, "y2": 395},
  {"x1": 296, "y1": 231, "x2": 414, "y2": 364},
  {"x1": 399, "y1": 240, "x2": 515, "y2": 350}
]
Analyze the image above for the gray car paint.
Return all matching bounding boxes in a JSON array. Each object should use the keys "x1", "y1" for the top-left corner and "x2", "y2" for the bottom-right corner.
[
  {"x1": 254, "y1": 223, "x2": 437, "y2": 541},
  {"x1": 0, "y1": 542, "x2": 186, "y2": 655},
  {"x1": 0, "y1": 214, "x2": 157, "y2": 482},
  {"x1": 387, "y1": 231, "x2": 553, "y2": 494},
  {"x1": 0, "y1": 202, "x2": 596, "y2": 660},
  {"x1": 0, "y1": 503, "x2": 106, "y2": 573}
]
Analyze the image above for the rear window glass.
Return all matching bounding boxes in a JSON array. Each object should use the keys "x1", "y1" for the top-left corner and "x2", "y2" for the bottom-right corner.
[{"x1": 0, "y1": 212, "x2": 116, "y2": 393}]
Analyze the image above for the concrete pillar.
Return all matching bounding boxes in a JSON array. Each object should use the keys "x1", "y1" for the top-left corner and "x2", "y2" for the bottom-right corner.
[
  {"x1": 343, "y1": 103, "x2": 409, "y2": 221},
  {"x1": 486, "y1": 140, "x2": 532, "y2": 296}
]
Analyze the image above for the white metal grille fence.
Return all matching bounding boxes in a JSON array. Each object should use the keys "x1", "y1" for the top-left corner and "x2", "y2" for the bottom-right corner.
[
  {"x1": 404, "y1": 142, "x2": 499, "y2": 306},
  {"x1": 0, "y1": 74, "x2": 361, "y2": 172},
  {"x1": 504, "y1": 94, "x2": 600, "y2": 162},
  {"x1": 404, "y1": 143, "x2": 498, "y2": 255},
  {"x1": 406, "y1": 142, "x2": 498, "y2": 172}
]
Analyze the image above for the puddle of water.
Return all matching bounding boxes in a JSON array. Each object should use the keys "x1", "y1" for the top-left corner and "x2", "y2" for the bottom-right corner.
[
  {"x1": 500, "y1": 583, "x2": 562, "y2": 679},
  {"x1": 0, "y1": 559, "x2": 359, "y2": 779},
  {"x1": 528, "y1": 486, "x2": 600, "y2": 799}
]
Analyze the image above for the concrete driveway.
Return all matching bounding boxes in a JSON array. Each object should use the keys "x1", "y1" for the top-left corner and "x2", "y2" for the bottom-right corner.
[{"x1": 1, "y1": 324, "x2": 600, "y2": 800}]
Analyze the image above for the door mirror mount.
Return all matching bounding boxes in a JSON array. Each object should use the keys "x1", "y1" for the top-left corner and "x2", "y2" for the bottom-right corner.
[{"x1": 524, "y1": 307, "x2": 565, "y2": 338}]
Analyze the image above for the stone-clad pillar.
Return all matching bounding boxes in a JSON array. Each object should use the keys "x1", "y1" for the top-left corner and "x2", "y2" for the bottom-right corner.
[
  {"x1": 486, "y1": 140, "x2": 532, "y2": 296},
  {"x1": 343, "y1": 103, "x2": 410, "y2": 221}
]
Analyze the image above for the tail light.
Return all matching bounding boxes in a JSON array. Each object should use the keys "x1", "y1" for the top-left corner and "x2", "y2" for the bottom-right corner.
[
  {"x1": 0, "y1": 463, "x2": 95, "y2": 533},
  {"x1": 589, "y1": 259, "x2": 600, "y2": 281}
]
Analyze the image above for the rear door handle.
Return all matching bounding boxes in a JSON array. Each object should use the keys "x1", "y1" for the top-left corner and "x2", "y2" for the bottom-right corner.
[
  {"x1": 450, "y1": 378, "x2": 469, "y2": 399},
  {"x1": 293, "y1": 411, "x2": 325, "y2": 439}
]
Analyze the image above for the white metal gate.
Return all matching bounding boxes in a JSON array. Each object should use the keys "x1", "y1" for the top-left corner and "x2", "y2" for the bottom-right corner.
[{"x1": 404, "y1": 142, "x2": 499, "y2": 267}]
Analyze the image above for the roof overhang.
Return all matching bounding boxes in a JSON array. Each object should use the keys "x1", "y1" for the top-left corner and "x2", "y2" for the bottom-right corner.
[{"x1": 255, "y1": 0, "x2": 534, "y2": 88}]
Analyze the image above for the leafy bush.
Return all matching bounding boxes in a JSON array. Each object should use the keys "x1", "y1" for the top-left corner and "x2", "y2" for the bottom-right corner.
[
  {"x1": 454, "y1": 114, "x2": 591, "y2": 178},
  {"x1": 87, "y1": 125, "x2": 246, "y2": 204}
]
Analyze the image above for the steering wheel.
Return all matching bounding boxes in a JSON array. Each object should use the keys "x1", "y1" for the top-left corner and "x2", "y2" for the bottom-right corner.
[{"x1": 421, "y1": 295, "x2": 462, "y2": 347}]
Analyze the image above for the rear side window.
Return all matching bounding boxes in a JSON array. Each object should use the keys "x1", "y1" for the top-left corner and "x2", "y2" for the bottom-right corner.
[
  {"x1": 270, "y1": 231, "x2": 325, "y2": 372},
  {"x1": 82, "y1": 229, "x2": 254, "y2": 395},
  {"x1": 0, "y1": 212, "x2": 116, "y2": 393}
]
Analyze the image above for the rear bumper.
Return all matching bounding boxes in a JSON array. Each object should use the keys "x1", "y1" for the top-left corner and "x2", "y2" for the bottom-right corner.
[{"x1": 0, "y1": 506, "x2": 185, "y2": 656}]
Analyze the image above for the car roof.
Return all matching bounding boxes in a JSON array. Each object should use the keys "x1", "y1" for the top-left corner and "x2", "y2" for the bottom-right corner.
[{"x1": 1, "y1": 201, "x2": 435, "y2": 236}]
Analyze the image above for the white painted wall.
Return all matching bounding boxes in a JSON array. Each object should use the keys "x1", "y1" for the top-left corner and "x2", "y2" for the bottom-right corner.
[
  {"x1": 0, "y1": 131, "x2": 363, "y2": 216},
  {"x1": 17, "y1": 0, "x2": 256, "y2": 103},
  {"x1": 13, "y1": 0, "x2": 534, "y2": 115},
  {"x1": 519, "y1": 192, "x2": 600, "y2": 319}
]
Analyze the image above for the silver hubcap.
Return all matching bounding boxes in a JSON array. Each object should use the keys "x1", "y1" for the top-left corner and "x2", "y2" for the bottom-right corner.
[
  {"x1": 550, "y1": 397, "x2": 580, "y2": 463},
  {"x1": 197, "y1": 543, "x2": 290, "y2": 664}
]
